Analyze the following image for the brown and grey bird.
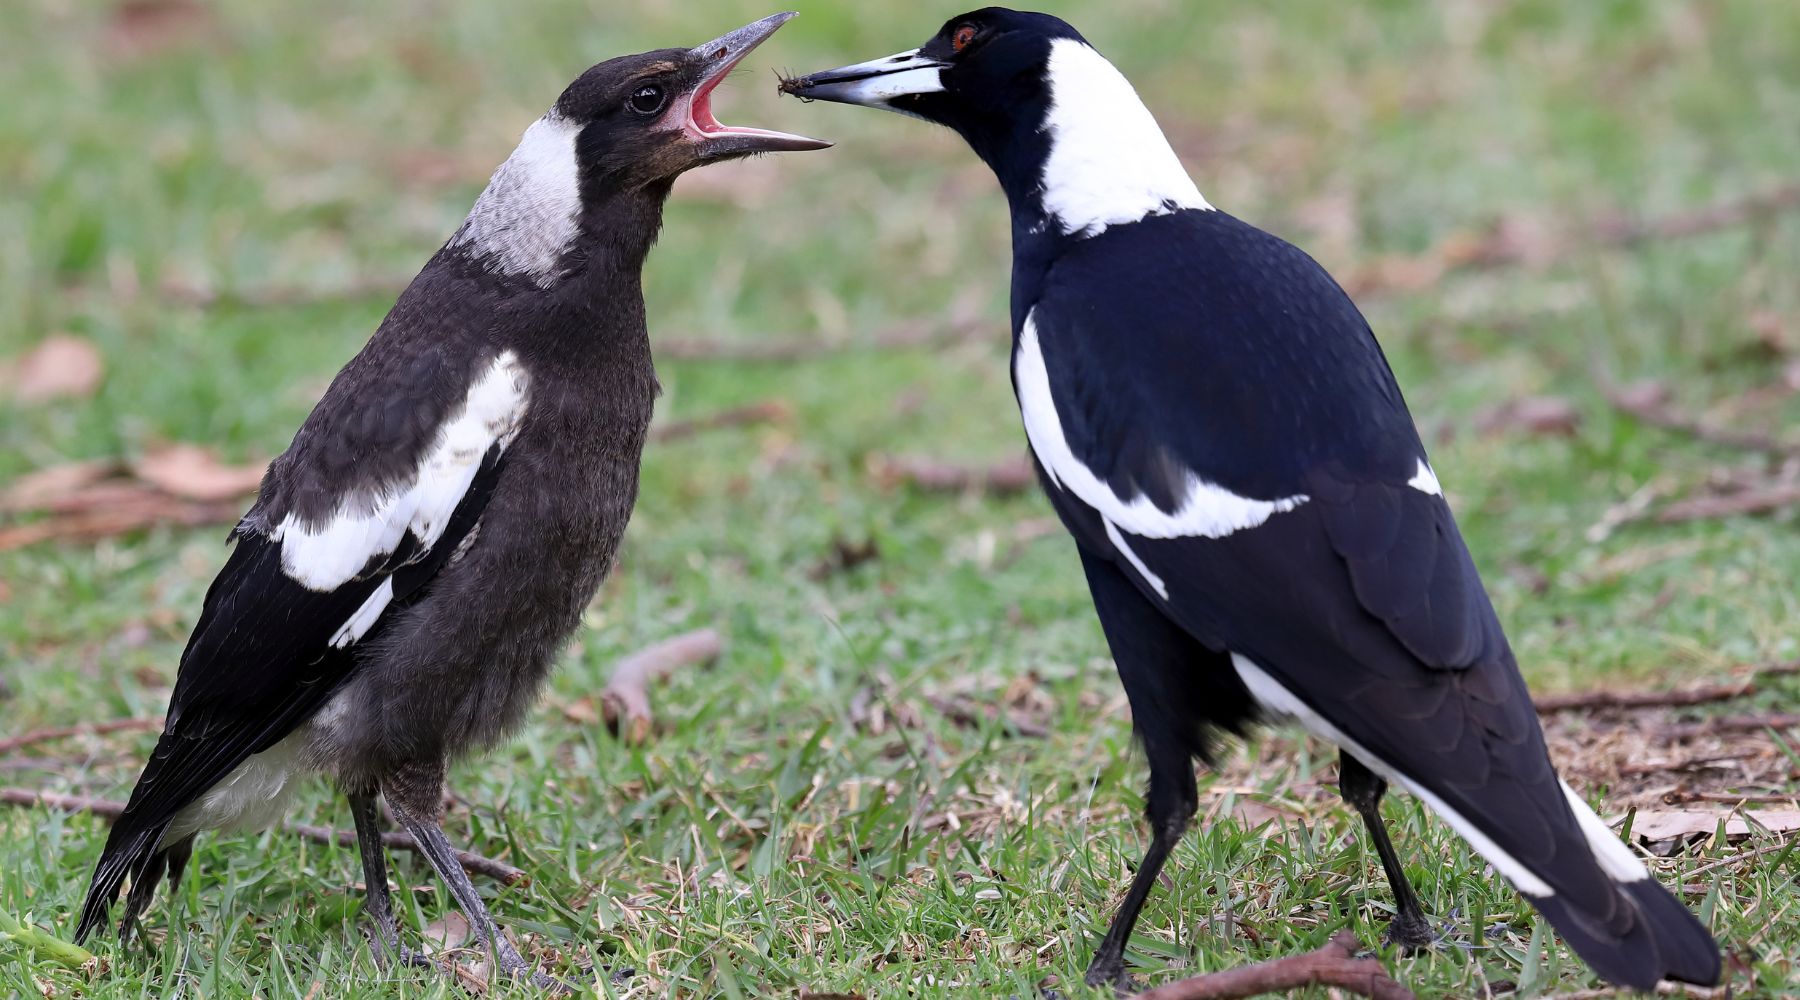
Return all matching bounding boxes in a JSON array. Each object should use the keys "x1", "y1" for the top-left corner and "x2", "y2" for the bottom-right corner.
[{"x1": 73, "y1": 13, "x2": 826, "y2": 987}]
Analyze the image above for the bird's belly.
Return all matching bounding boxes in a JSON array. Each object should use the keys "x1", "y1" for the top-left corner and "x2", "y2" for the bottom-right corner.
[{"x1": 162, "y1": 728, "x2": 309, "y2": 845}]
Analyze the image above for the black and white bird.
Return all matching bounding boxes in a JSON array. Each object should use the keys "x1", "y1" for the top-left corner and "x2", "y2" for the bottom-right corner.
[
  {"x1": 782, "y1": 9, "x2": 1720, "y2": 992},
  {"x1": 73, "y1": 13, "x2": 825, "y2": 985}
]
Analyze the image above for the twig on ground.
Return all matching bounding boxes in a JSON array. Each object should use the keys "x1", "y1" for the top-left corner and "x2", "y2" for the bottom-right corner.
[
  {"x1": 1, "y1": 787, "x2": 525, "y2": 885},
  {"x1": 0, "y1": 717, "x2": 163, "y2": 756},
  {"x1": 1125, "y1": 930, "x2": 1416, "y2": 1000},
  {"x1": 649, "y1": 401, "x2": 791, "y2": 443},
  {"x1": 284, "y1": 823, "x2": 526, "y2": 885},
  {"x1": 924, "y1": 694, "x2": 1050, "y2": 739},
  {"x1": 598, "y1": 629, "x2": 724, "y2": 744},
  {"x1": 1535, "y1": 661, "x2": 1799, "y2": 713},
  {"x1": 1656, "y1": 483, "x2": 1800, "y2": 524},
  {"x1": 869, "y1": 453, "x2": 1036, "y2": 495},
  {"x1": 1349, "y1": 182, "x2": 1800, "y2": 298},
  {"x1": 1681, "y1": 839, "x2": 1799, "y2": 880},
  {"x1": 1660, "y1": 714, "x2": 1800, "y2": 741},
  {"x1": 1603, "y1": 380, "x2": 1800, "y2": 459},
  {"x1": 658, "y1": 318, "x2": 985, "y2": 362}
]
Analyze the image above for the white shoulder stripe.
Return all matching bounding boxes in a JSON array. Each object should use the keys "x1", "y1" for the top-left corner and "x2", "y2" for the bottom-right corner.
[
  {"x1": 277, "y1": 351, "x2": 529, "y2": 596},
  {"x1": 1039, "y1": 39, "x2": 1211, "y2": 238},
  {"x1": 1014, "y1": 314, "x2": 1307, "y2": 540},
  {"x1": 330, "y1": 578, "x2": 394, "y2": 649},
  {"x1": 1231, "y1": 653, "x2": 1556, "y2": 898}
]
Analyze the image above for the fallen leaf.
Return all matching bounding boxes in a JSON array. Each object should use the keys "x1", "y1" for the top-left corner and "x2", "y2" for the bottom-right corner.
[
  {"x1": 2, "y1": 334, "x2": 104, "y2": 403},
  {"x1": 421, "y1": 911, "x2": 472, "y2": 953},
  {"x1": 1621, "y1": 808, "x2": 1800, "y2": 844},
  {"x1": 131, "y1": 444, "x2": 265, "y2": 502}
]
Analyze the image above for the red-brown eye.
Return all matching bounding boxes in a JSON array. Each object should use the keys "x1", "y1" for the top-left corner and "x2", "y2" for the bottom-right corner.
[{"x1": 952, "y1": 24, "x2": 977, "y2": 52}]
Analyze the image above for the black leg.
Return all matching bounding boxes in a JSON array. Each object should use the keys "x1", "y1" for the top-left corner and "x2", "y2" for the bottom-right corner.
[
  {"x1": 1084, "y1": 755, "x2": 1197, "y2": 991},
  {"x1": 1338, "y1": 751, "x2": 1435, "y2": 950},
  {"x1": 1076, "y1": 550, "x2": 1237, "y2": 993},
  {"x1": 386, "y1": 799, "x2": 571, "y2": 994},
  {"x1": 350, "y1": 793, "x2": 432, "y2": 970}
]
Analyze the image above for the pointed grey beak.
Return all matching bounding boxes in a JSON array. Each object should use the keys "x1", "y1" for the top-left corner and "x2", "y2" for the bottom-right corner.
[
  {"x1": 682, "y1": 12, "x2": 832, "y2": 158},
  {"x1": 778, "y1": 48, "x2": 950, "y2": 116}
]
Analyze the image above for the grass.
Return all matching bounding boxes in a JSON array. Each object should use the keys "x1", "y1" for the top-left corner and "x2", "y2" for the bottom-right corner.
[{"x1": 3, "y1": 0, "x2": 1799, "y2": 996}]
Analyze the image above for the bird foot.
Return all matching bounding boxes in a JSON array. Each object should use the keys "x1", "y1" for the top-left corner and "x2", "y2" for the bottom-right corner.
[
  {"x1": 1082, "y1": 958, "x2": 1139, "y2": 997},
  {"x1": 1379, "y1": 913, "x2": 1441, "y2": 954}
]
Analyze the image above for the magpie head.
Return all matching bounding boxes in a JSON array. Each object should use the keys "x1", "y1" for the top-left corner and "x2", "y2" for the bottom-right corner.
[
  {"x1": 780, "y1": 9, "x2": 1208, "y2": 239},
  {"x1": 558, "y1": 12, "x2": 831, "y2": 191},
  {"x1": 450, "y1": 13, "x2": 828, "y2": 285},
  {"x1": 776, "y1": 9, "x2": 1078, "y2": 149}
]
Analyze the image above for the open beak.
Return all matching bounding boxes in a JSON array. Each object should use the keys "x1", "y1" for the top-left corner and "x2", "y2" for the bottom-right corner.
[
  {"x1": 679, "y1": 12, "x2": 832, "y2": 159},
  {"x1": 777, "y1": 49, "x2": 950, "y2": 118}
]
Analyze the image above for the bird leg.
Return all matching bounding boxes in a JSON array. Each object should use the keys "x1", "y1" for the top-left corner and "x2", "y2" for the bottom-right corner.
[
  {"x1": 1338, "y1": 751, "x2": 1436, "y2": 950},
  {"x1": 385, "y1": 798, "x2": 573, "y2": 994},
  {"x1": 1084, "y1": 758, "x2": 1198, "y2": 993},
  {"x1": 349, "y1": 793, "x2": 432, "y2": 970}
]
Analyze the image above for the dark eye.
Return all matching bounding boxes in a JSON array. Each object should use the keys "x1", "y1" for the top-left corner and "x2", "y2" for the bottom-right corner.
[
  {"x1": 952, "y1": 24, "x2": 978, "y2": 52},
  {"x1": 628, "y1": 84, "x2": 666, "y2": 115}
]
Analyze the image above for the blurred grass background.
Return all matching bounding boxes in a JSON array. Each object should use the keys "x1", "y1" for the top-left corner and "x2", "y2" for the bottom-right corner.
[{"x1": 3, "y1": 0, "x2": 1799, "y2": 996}]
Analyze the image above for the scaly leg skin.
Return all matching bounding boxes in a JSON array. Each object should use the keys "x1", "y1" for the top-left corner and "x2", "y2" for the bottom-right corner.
[
  {"x1": 1083, "y1": 764, "x2": 1197, "y2": 995},
  {"x1": 1338, "y1": 751, "x2": 1438, "y2": 951},
  {"x1": 387, "y1": 799, "x2": 575, "y2": 995},
  {"x1": 349, "y1": 793, "x2": 434, "y2": 971}
]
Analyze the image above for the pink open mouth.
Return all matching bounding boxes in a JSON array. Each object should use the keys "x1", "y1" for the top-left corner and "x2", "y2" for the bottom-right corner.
[{"x1": 681, "y1": 55, "x2": 807, "y2": 143}]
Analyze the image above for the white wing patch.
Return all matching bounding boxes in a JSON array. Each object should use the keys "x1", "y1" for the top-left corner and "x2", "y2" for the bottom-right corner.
[
  {"x1": 1039, "y1": 39, "x2": 1212, "y2": 238},
  {"x1": 1231, "y1": 653, "x2": 1556, "y2": 898},
  {"x1": 275, "y1": 351, "x2": 529, "y2": 604},
  {"x1": 449, "y1": 113, "x2": 583, "y2": 286},
  {"x1": 1408, "y1": 458, "x2": 1443, "y2": 496},
  {"x1": 1014, "y1": 314, "x2": 1307, "y2": 540}
]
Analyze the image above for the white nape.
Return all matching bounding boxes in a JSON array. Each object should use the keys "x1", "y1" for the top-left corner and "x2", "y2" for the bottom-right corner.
[
  {"x1": 1014, "y1": 314, "x2": 1307, "y2": 539},
  {"x1": 450, "y1": 113, "x2": 584, "y2": 285},
  {"x1": 276, "y1": 351, "x2": 530, "y2": 594},
  {"x1": 1408, "y1": 458, "x2": 1444, "y2": 497},
  {"x1": 1231, "y1": 653, "x2": 1556, "y2": 898},
  {"x1": 1038, "y1": 38, "x2": 1212, "y2": 238},
  {"x1": 1103, "y1": 518, "x2": 1168, "y2": 599},
  {"x1": 1560, "y1": 779, "x2": 1650, "y2": 882}
]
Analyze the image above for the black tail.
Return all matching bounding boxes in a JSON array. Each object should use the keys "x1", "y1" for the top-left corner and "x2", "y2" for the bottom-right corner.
[
  {"x1": 1531, "y1": 874, "x2": 1721, "y2": 990},
  {"x1": 74, "y1": 819, "x2": 172, "y2": 944}
]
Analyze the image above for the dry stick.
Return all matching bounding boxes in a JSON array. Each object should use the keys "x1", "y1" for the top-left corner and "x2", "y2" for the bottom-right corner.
[
  {"x1": 1660, "y1": 713, "x2": 1800, "y2": 740},
  {"x1": 649, "y1": 401, "x2": 791, "y2": 443},
  {"x1": 599, "y1": 628, "x2": 724, "y2": 745},
  {"x1": 1354, "y1": 182, "x2": 1800, "y2": 298},
  {"x1": 1657, "y1": 483, "x2": 1800, "y2": 524},
  {"x1": 870, "y1": 453, "x2": 1037, "y2": 495},
  {"x1": 1, "y1": 787, "x2": 525, "y2": 885},
  {"x1": 1534, "y1": 660, "x2": 1800, "y2": 713},
  {"x1": 1602, "y1": 383, "x2": 1800, "y2": 460},
  {"x1": 1126, "y1": 931, "x2": 1416, "y2": 1000},
  {"x1": 0, "y1": 717, "x2": 162, "y2": 755}
]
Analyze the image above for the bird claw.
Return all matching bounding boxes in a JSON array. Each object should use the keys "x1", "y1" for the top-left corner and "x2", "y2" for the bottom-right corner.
[
  {"x1": 1380, "y1": 913, "x2": 1443, "y2": 954},
  {"x1": 1082, "y1": 960, "x2": 1139, "y2": 997}
]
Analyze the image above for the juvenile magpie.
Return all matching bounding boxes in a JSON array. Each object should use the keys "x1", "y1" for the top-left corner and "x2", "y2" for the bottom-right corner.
[
  {"x1": 782, "y1": 9, "x2": 1721, "y2": 992},
  {"x1": 74, "y1": 13, "x2": 825, "y2": 985}
]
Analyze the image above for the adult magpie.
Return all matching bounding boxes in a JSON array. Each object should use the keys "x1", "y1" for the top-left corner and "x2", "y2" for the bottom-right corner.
[
  {"x1": 782, "y1": 9, "x2": 1720, "y2": 993},
  {"x1": 73, "y1": 13, "x2": 825, "y2": 986}
]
